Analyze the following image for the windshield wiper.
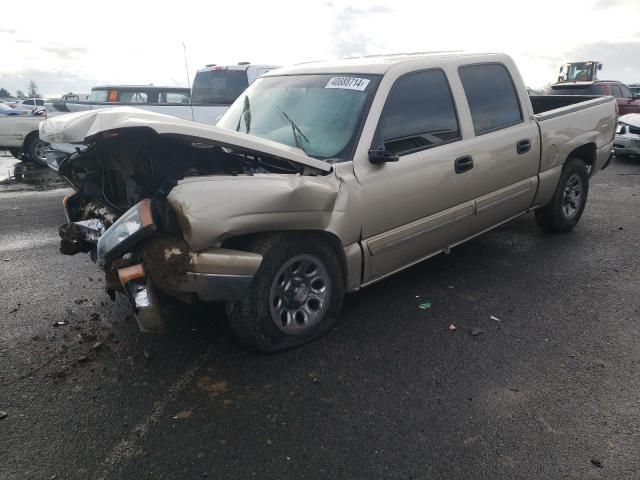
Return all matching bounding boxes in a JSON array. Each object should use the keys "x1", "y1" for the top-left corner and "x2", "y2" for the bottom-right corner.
[
  {"x1": 236, "y1": 95, "x2": 251, "y2": 133},
  {"x1": 277, "y1": 106, "x2": 309, "y2": 154}
]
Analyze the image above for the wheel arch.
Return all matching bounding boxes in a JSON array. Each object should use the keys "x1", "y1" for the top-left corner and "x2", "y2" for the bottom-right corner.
[
  {"x1": 222, "y1": 230, "x2": 350, "y2": 287},
  {"x1": 566, "y1": 143, "x2": 597, "y2": 175}
]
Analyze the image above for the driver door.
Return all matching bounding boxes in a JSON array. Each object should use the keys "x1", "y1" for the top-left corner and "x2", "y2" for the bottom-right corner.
[{"x1": 354, "y1": 69, "x2": 476, "y2": 282}]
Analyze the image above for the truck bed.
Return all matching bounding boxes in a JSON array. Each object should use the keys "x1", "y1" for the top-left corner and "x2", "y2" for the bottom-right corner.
[{"x1": 529, "y1": 95, "x2": 608, "y2": 115}]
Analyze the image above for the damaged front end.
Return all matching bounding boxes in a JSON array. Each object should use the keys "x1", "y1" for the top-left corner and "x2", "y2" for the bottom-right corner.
[{"x1": 45, "y1": 108, "x2": 334, "y2": 333}]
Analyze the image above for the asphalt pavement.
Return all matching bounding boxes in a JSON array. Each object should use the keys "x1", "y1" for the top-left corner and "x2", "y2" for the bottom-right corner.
[{"x1": 1, "y1": 153, "x2": 639, "y2": 480}]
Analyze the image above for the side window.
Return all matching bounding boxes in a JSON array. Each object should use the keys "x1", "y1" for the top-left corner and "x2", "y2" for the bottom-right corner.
[
  {"x1": 88, "y1": 90, "x2": 108, "y2": 102},
  {"x1": 620, "y1": 85, "x2": 633, "y2": 99},
  {"x1": 459, "y1": 63, "x2": 523, "y2": 135},
  {"x1": 378, "y1": 69, "x2": 460, "y2": 155},
  {"x1": 591, "y1": 84, "x2": 607, "y2": 95},
  {"x1": 159, "y1": 92, "x2": 190, "y2": 104},
  {"x1": 611, "y1": 85, "x2": 623, "y2": 98},
  {"x1": 35, "y1": 99, "x2": 44, "y2": 106},
  {"x1": 119, "y1": 91, "x2": 148, "y2": 103},
  {"x1": 23, "y1": 100, "x2": 34, "y2": 106}
]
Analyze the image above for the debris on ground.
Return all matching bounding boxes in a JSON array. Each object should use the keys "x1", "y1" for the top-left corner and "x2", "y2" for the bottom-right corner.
[
  {"x1": 89, "y1": 313, "x2": 100, "y2": 321},
  {"x1": 418, "y1": 301, "x2": 432, "y2": 310},
  {"x1": 1, "y1": 258, "x2": 10, "y2": 261},
  {"x1": 143, "y1": 349, "x2": 152, "y2": 360},
  {"x1": 80, "y1": 332, "x2": 97, "y2": 343},
  {"x1": 73, "y1": 298, "x2": 88, "y2": 305},
  {"x1": 52, "y1": 321, "x2": 68, "y2": 327},
  {"x1": 591, "y1": 459, "x2": 603, "y2": 468},
  {"x1": 49, "y1": 368, "x2": 67, "y2": 378},
  {"x1": 77, "y1": 356, "x2": 88, "y2": 364},
  {"x1": 92, "y1": 342, "x2": 103, "y2": 350},
  {"x1": 9, "y1": 304, "x2": 21, "y2": 314},
  {"x1": 469, "y1": 327, "x2": 485, "y2": 336},
  {"x1": 0, "y1": 411, "x2": 7, "y2": 419},
  {"x1": 174, "y1": 410, "x2": 192, "y2": 419},
  {"x1": 508, "y1": 387, "x2": 520, "y2": 392},
  {"x1": 490, "y1": 315, "x2": 501, "y2": 322},
  {"x1": 197, "y1": 376, "x2": 228, "y2": 396},
  {"x1": 448, "y1": 324, "x2": 457, "y2": 331}
]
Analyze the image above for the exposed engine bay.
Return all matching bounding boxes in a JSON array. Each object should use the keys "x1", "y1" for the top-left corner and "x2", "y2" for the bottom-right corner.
[{"x1": 41, "y1": 107, "x2": 342, "y2": 333}]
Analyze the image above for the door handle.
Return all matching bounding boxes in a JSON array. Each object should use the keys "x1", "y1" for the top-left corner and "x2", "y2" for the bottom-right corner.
[
  {"x1": 454, "y1": 155, "x2": 474, "y2": 174},
  {"x1": 517, "y1": 139, "x2": 531, "y2": 154}
]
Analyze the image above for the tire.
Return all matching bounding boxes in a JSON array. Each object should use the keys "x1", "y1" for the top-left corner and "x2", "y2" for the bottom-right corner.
[
  {"x1": 25, "y1": 134, "x2": 49, "y2": 166},
  {"x1": 535, "y1": 157, "x2": 589, "y2": 233},
  {"x1": 8, "y1": 148, "x2": 22, "y2": 160},
  {"x1": 226, "y1": 233, "x2": 345, "y2": 353}
]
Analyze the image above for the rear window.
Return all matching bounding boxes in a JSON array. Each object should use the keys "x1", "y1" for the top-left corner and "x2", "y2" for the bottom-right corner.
[
  {"x1": 459, "y1": 63, "x2": 522, "y2": 135},
  {"x1": 191, "y1": 69, "x2": 249, "y2": 104},
  {"x1": 549, "y1": 85, "x2": 607, "y2": 96}
]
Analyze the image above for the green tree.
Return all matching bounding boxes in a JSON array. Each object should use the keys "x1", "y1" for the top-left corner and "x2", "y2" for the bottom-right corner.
[
  {"x1": 16, "y1": 89, "x2": 26, "y2": 98},
  {"x1": 0, "y1": 88, "x2": 10, "y2": 97}
]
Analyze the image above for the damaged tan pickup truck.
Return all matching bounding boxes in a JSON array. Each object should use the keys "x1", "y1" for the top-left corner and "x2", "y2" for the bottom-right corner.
[{"x1": 41, "y1": 52, "x2": 616, "y2": 352}]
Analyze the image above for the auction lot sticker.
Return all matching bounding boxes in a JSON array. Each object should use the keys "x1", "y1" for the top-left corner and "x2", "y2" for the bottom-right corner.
[{"x1": 325, "y1": 77, "x2": 370, "y2": 91}]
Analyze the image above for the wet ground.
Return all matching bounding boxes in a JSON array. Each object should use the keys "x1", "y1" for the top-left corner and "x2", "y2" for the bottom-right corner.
[
  {"x1": 1, "y1": 156, "x2": 639, "y2": 479},
  {"x1": 0, "y1": 151, "x2": 67, "y2": 192}
]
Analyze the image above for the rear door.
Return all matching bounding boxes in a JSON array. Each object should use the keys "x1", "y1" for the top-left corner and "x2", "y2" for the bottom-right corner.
[
  {"x1": 355, "y1": 68, "x2": 476, "y2": 282},
  {"x1": 456, "y1": 63, "x2": 540, "y2": 234}
]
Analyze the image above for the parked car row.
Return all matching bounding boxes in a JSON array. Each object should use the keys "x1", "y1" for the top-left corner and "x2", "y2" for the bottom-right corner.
[{"x1": 0, "y1": 62, "x2": 280, "y2": 162}]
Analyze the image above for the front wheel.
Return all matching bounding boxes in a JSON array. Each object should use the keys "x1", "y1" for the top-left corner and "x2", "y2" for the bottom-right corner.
[
  {"x1": 535, "y1": 157, "x2": 589, "y2": 233},
  {"x1": 226, "y1": 233, "x2": 345, "y2": 353},
  {"x1": 25, "y1": 134, "x2": 49, "y2": 166}
]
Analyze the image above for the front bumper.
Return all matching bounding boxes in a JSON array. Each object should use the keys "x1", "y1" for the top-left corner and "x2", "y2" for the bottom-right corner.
[
  {"x1": 59, "y1": 211, "x2": 263, "y2": 332},
  {"x1": 117, "y1": 239, "x2": 263, "y2": 332}
]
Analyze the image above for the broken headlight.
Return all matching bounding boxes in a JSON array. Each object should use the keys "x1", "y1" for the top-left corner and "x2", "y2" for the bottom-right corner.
[{"x1": 97, "y1": 199, "x2": 156, "y2": 267}]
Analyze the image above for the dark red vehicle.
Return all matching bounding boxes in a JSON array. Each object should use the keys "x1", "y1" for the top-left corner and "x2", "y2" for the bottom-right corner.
[{"x1": 550, "y1": 80, "x2": 640, "y2": 116}]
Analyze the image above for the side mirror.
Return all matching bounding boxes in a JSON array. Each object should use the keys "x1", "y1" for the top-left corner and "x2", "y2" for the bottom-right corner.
[{"x1": 369, "y1": 149, "x2": 399, "y2": 164}]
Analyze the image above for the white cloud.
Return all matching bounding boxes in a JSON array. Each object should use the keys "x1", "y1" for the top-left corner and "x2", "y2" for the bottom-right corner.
[{"x1": 0, "y1": 0, "x2": 639, "y2": 96}]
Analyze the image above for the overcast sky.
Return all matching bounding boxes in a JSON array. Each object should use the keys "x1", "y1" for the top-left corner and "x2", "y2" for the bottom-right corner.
[{"x1": 1, "y1": 0, "x2": 639, "y2": 97}]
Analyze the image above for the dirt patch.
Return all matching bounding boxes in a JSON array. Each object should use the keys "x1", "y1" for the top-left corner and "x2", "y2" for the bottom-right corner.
[{"x1": 143, "y1": 235, "x2": 193, "y2": 295}]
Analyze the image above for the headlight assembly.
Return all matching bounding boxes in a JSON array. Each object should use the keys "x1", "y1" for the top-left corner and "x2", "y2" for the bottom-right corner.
[{"x1": 97, "y1": 199, "x2": 156, "y2": 267}]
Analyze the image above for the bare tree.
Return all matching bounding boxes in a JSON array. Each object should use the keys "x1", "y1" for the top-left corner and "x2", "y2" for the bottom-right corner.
[{"x1": 27, "y1": 80, "x2": 40, "y2": 98}]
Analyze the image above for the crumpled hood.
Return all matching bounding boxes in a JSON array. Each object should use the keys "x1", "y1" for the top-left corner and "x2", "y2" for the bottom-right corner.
[
  {"x1": 619, "y1": 113, "x2": 640, "y2": 129},
  {"x1": 39, "y1": 106, "x2": 332, "y2": 173}
]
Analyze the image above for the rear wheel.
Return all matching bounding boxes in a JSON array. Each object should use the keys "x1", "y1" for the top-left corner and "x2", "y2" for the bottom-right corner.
[
  {"x1": 535, "y1": 157, "x2": 589, "y2": 233},
  {"x1": 226, "y1": 233, "x2": 345, "y2": 353},
  {"x1": 25, "y1": 134, "x2": 49, "y2": 166}
]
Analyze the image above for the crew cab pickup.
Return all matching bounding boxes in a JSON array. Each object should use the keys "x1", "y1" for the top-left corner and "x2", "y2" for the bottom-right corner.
[{"x1": 41, "y1": 53, "x2": 616, "y2": 352}]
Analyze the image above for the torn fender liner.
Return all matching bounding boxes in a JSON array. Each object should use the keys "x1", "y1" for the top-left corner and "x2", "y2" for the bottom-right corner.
[{"x1": 39, "y1": 106, "x2": 332, "y2": 173}]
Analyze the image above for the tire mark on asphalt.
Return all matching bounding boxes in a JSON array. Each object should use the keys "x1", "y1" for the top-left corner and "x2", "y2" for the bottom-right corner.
[{"x1": 97, "y1": 347, "x2": 213, "y2": 480}]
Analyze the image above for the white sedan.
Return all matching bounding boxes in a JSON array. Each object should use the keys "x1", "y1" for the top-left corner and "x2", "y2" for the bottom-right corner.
[{"x1": 614, "y1": 114, "x2": 640, "y2": 158}]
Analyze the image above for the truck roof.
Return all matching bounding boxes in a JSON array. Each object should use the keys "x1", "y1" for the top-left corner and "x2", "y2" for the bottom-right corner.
[{"x1": 265, "y1": 52, "x2": 506, "y2": 76}]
